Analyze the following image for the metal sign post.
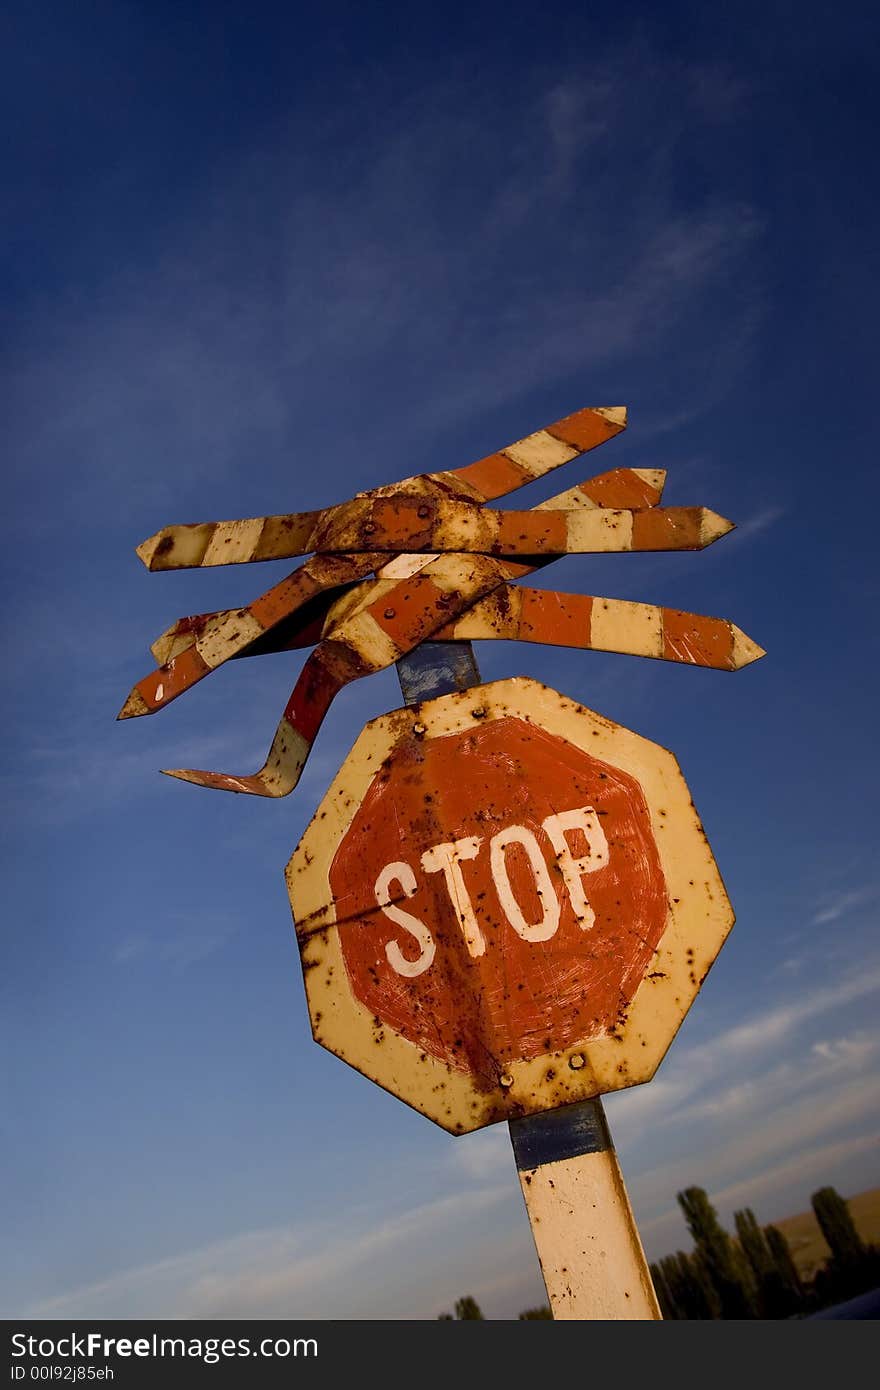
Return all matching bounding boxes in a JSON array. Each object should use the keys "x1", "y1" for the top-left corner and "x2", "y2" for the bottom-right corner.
[
  {"x1": 396, "y1": 641, "x2": 660, "y2": 1319},
  {"x1": 510, "y1": 1101, "x2": 660, "y2": 1319},
  {"x1": 121, "y1": 403, "x2": 764, "y2": 1320}
]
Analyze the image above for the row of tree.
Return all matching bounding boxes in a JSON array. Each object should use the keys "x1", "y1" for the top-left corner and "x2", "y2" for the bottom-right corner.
[
  {"x1": 651, "y1": 1184, "x2": 879, "y2": 1319},
  {"x1": 438, "y1": 1184, "x2": 878, "y2": 1319},
  {"x1": 437, "y1": 1295, "x2": 551, "y2": 1319}
]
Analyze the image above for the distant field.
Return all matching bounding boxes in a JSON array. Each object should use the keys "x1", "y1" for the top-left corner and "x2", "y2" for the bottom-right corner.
[{"x1": 772, "y1": 1187, "x2": 880, "y2": 1282}]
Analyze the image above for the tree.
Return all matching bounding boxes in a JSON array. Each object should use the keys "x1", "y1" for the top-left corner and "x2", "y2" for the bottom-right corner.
[
  {"x1": 650, "y1": 1260, "x2": 675, "y2": 1319},
  {"x1": 735, "y1": 1208, "x2": 803, "y2": 1318},
  {"x1": 764, "y1": 1223, "x2": 804, "y2": 1314},
  {"x1": 651, "y1": 1250, "x2": 715, "y2": 1319},
  {"x1": 454, "y1": 1295, "x2": 484, "y2": 1320},
  {"x1": 811, "y1": 1187, "x2": 867, "y2": 1265},
  {"x1": 677, "y1": 1186, "x2": 756, "y2": 1318},
  {"x1": 518, "y1": 1305, "x2": 552, "y2": 1319},
  {"x1": 436, "y1": 1294, "x2": 485, "y2": 1320},
  {"x1": 810, "y1": 1185, "x2": 879, "y2": 1305}
]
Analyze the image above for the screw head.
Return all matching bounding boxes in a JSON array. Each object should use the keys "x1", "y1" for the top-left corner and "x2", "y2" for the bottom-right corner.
[
  {"x1": 569, "y1": 1053, "x2": 585, "y2": 1070},
  {"x1": 413, "y1": 722, "x2": 426, "y2": 736},
  {"x1": 384, "y1": 607, "x2": 396, "y2": 619},
  {"x1": 499, "y1": 1073, "x2": 514, "y2": 1088}
]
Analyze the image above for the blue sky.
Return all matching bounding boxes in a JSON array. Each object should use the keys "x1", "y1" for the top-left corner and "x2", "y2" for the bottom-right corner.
[{"x1": 3, "y1": 1, "x2": 879, "y2": 1319}]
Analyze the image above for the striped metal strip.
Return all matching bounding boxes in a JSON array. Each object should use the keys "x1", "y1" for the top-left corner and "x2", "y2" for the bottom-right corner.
[
  {"x1": 117, "y1": 554, "x2": 376, "y2": 720},
  {"x1": 434, "y1": 588, "x2": 766, "y2": 670},
  {"x1": 138, "y1": 500, "x2": 731, "y2": 570},
  {"x1": 445, "y1": 405, "x2": 626, "y2": 502},
  {"x1": 136, "y1": 406, "x2": 629, "y2": 571},
  {"x1": 119, "y1": 467, "x2": 668, "y2": 720},
  {"x1": 145, "y1": 467, "x2": 668, "y2": 666},
  {"x1": 161, "y1": 554, "x2": 509, "y2": 795}
]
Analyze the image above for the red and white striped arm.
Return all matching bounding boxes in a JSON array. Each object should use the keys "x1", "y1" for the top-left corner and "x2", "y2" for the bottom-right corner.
[
  {"x1": 137, "y1": 497, "x2": 730, "y2": 569},
  {"x1": 156, "y1": 496, "x2": 745, "y2": 797},
  {"x1": 162, "y1": 553, "x2": 511, "y2": 795},
  {"x1": 433, "y1": 588, "x2": 766, "y2": 671},
  {"x1": 144, "y1": 467, "x2": 668, "y2": 670},
  {"x1": 135, "y1": 406, "x2": 630, "y2": 572},
  {"x1": 439, "y1": 405, "x2": 627, "y2": 501},
  {"x1": 162, "y1": 577, "x2": 765, "y2": 797},
  {"x1": 117, "y1": 553, "x2": 376, "y2": 720},
  {"x1": 119, "y1": 468, "x2": 671, "y2": 720},
  {"x1": 163, "y1": 642, "x2": 358, "y2": 797}
]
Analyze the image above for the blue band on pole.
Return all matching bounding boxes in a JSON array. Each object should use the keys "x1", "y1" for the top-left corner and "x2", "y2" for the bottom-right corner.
[
  {"x1": 396, "y1": 642, "x2": 481, "y2": 705},
  {"x1": 509, "y1": 1100, "x2": 611, "y2": 1170}
]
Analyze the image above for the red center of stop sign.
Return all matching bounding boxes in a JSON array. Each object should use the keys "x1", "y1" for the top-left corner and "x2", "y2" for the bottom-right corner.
[{"x1": 329, "y1": 716, "x2": 668, "y2": 1086}]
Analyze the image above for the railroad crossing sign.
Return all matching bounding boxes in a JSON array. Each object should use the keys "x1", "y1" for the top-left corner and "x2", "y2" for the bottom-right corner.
[
  {"x1": 288, "y1": 678, "x2": 733, "y2": 1133},
  {"x1": 117, "y1": 404, "x2": 761, "y2": 794}
]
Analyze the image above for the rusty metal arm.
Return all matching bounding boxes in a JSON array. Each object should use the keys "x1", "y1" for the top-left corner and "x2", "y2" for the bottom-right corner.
[
  {"x1": 146, "y1": 466, "x2": 668, "y2": 666},
  {"x1": 140, "y1": 483, "x2": 747, "y2": 795},
  {"x1": 117, "y1": 553, "x2": 377, "y2": 720},
  {"x1": 435, "y1": 588, "x2": 765, "y2": 671},
  {"x1": 118, "y1": 469, "x2": 669, "y2": 722},
  {"x1": 138, "y1": 499, "x2": 731, "y2": 569},
  {"x1": 135, "y1": 405, "x2": 630, "y2": 571},
  {"x1": 161, "y1": 553, "x2": 513, "y2": 795},
  {"x1": 158, "y1": 544, "x2": 763, "y2": 798},
  {"x1": 183, "y1": 584, "x2": 764, "y2": 674}
]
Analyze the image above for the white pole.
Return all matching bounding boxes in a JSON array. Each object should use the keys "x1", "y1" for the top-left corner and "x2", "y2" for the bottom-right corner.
[{"x1": 510, "y1": 1098, "x2": 661, "y2": 1320}]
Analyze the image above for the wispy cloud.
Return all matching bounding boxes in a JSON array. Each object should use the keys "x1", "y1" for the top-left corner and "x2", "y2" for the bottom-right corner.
[
  {"x1": 448, "y1": 1123, "x2": 512, "y2": 1182},
  {"x1": 438, "y1": 971, "x2": 880, "y2": 1259},
  {"x1": 23, "y1": 1182, "x2": 521, "y2": 1322},
  {"x1": 726, "y1": 505, "x2": 787, "y2": 544},
  {"x1": 609, "y1": 962, "x2": 880, "y2": 1142},
  {"x1": 640, "y1": 1131, "x2": 880, "y2": 1252},
  {"x1": 8, "y1": 55, "x2": 764, "y2": 557},
  {"x1": 113, "y1": 913, "x2": 239, "y2": 969},
  {"x1": 631, "y1": 1068, "x2": 880, "y2": 1221},
  {"x1": 811, "y1": 884, "x2": 879, "y2": 925}
]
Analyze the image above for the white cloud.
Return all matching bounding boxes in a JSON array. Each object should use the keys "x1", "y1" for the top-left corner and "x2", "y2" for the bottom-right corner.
[
  {"x1": 634, "y1": 1073, "x2": 880, "y2": 1219},
  {"x1": 604, "y1": 964, "x2": 880, "y2": 1262},
  {"x1": 8, "y1": 59, "x2": 764, "y2": 552},
  {"x1": 812, "y1": 885, "x2": 879, "y2": 925},
  {"x1": 23, "y1": 1182, "x2": 522, "y2": 1322},
  {"x1": 449, "y1": 1123, "x2": 512, "y2": 1182},
  {"x1": 811, "y1": 1034, "x2": 877, "y2": 1065},
  {"x1": 726, "y1": 505, "x2": 786, "y2": 544},
  {"x1": 609, "y1": 963, "x2": 880, "y2": 1147},
  {"x1": 113, "y1": 913, "x2": 239, "y2": 969},
  {"x1": 640, "y1": 1131, "x2": 880, "y2": 1255}
]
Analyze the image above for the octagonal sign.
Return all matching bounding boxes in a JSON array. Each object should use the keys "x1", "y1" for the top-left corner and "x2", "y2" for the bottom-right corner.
[{"x1": 287, "y1": 678, "x2": 733, "y2": 1134}]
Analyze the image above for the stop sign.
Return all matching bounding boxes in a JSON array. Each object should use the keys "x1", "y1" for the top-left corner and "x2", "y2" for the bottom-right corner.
[{"x1": 287, "y1": 678, "x2": 733, "y2": 1134}]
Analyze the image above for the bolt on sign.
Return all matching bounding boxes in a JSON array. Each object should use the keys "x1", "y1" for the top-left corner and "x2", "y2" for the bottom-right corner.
[{"x1": 288, "y1": 678, "x2": 733, "y2": 1133}]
